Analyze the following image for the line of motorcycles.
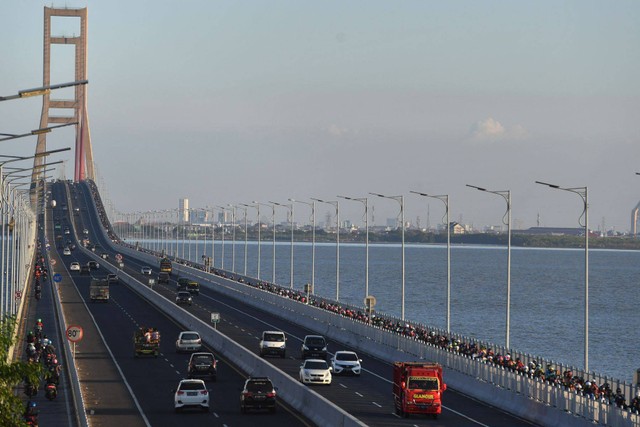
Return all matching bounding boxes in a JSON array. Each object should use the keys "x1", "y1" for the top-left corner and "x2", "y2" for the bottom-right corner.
[{"x1": 24, "y1": 264, "x2": 60, "y2": 426}]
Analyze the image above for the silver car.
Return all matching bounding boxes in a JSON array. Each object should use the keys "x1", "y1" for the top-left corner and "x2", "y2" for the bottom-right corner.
[
  {"x1": 299, "y1": 359, "x2": 332, "y2": 385},
  {"x1": 176, "y1": 331, "x2": 202, "y2": 353}
]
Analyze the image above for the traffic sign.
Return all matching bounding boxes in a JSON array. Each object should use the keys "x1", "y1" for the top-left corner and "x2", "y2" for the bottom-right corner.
[
  {"x1": 210, "y1": 312, "x2": 220, "y2": 323},
  {"x1": 66, "y1": 325, "x2": 84, "y2": 342},
  {"x1": 364, "y1": 295, "x2": 377, "y2": 309},
  {"x1": 53, "y1": 273, "x2": 62, "y2": 283},
  {"x1": 50, "y1": 259, "x2": 57, "y2": 266},
  {"x1": 115, "y1": 253, "x2": 123, "y2": 261},
  {"x1": 15, "y1": 291, "x2": 22, "y2": 299}
]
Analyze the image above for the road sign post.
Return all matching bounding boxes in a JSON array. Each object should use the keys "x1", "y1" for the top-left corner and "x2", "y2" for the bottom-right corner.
[
  {"x1": 364, "y1": 295, "x2": 376, "y2": 325},
  {"x1": 66, "y1": 325, "x2": 84, "y2": 358},
  {"x1": 210, "y1": 312, "x2": 220, "y2": 330}
]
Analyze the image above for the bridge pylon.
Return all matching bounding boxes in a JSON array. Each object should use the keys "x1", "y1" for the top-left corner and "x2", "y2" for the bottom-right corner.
[{"x1": 32, "y1": 6, "x2": 94, "y2": 186}]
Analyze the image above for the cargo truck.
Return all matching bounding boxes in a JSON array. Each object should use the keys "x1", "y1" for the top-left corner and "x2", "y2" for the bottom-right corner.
[
  {"x1": 392, "y1": 362, "x2": 446, "y2": 419},
  {"x1": 159, "y1": 257, "x2": 172, "y2": 275},
  {"x1": 89, "y1": 278, "x2": 110, "y2": 303}
]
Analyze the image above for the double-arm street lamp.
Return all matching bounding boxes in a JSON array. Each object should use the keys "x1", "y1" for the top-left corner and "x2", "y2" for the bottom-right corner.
[
  {"x1": 271, "y1": 201, "x2": 294, "y2": 288},
  {"x1": 290, "y1": 199, "x2": 316, "y2": 291},
  {"x1": 0, "y1": 122, "x2": 78, "y2": 142},
  {"x1": 338, "y1": 195, "x2": 369, "y2": 301},
  {"x1": 467, "y1": 184, "x2": 511, "y2": 349},
  {"x1": 312, "y1": 198, "x2": 340, "y2": 301},
  {"x1": 411, "y1": 191, "x2": 451, "y2": 333},
  {"x1": 370, "y1": 192, "x2": 405, "y2": 320},
  {"x1": 536, "y1": 181, "x2": 589, "y2": 371}
]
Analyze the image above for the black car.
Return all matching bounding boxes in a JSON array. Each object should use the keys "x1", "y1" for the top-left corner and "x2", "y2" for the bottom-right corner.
[
  {"x1": 87, "y1": 261, "x2": 99, "y2": 270},
  {"x1": 187, "y1": 280, "x2": 200, "y2": 295},
  {"x1": 240, "y1": 377, "x2": 277, "y2": 413},
  {"x1": 176, "y1": 277, "x2": 189, "y2": 291},
  {"x1": 188, "y1": 352, "x2": 217, "y2": 381},
  {"x1": 157, "y1": 272, "x2": 170, "y2": 284},
  {"x1": 301, "y1": 335, "x2": 328, "y2": 360},
  {"x1": 80, "y1": 265, "x2": 91, "y2": 275},
  {"x1": 176, "y1": 291, "x2": 192, "y2": 306}
]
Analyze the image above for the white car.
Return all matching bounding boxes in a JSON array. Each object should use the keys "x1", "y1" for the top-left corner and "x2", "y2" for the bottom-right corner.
[
  {"x1": 63, "y1": 247, "x2": 71, "y2": 256},
  {"x1": 70, "y1": 262, "x2": 80, "y2": 271},
  {"x1": 176, "y1": 331, "x2": 202, "y2": 353},
  {"x1": 299, "y1": 359, "x2": 332, "y2": 385},
  {"x1": 331, "y1": 351, "x2": 362, "y2": 376},
  {"x1": 173, "y1": 379, "x2": 209, "y2": 412},
  {"x1": 141, "y1": 266, "x2": 152, "y2": 275}
]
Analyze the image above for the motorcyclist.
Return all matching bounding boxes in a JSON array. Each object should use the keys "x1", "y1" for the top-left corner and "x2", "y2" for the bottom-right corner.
[
  {"x1": 631, "y1": 391, "x2": 640, "y2": 414},
  {"x1": 24, "y1": 400, "x2": 38, "y2": 424}
]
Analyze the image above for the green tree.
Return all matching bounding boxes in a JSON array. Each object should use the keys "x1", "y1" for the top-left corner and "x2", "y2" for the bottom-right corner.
[{"x1": 0, "y1": 315, "x2": 43, "y2": 427}]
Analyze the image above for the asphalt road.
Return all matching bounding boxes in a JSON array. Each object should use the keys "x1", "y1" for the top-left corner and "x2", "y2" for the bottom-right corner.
[
  {"x1": 67, "y1": 180, "x2": 540, "y2": 427},
  {"x1": 52, "y1": 181, "x2": 311, "y2": 427}
]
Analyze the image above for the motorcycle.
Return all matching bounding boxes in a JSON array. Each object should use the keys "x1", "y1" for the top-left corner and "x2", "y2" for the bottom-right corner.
[
  {"x1": 45, "y1": 382, "x2": 57, "y2": 401},
  {"x1": 24, "y1": 401, "x2": 39, "y2": 426}
]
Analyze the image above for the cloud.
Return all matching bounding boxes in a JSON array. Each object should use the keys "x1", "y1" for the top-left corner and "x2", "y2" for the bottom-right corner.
[{"x1": 469, "y1": 117, "x2": 528, "y2": 142}]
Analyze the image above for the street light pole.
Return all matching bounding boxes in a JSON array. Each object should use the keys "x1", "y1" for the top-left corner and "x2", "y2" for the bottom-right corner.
[
  {"x1": 536, "y1": 181, "x2": 589, "y2": 371},
  {"x1": 256, "y1": 202, "x2": 276, "y2": 283},
  {"x1": 272, "y1": 201, "x2": 294, "y2": 288},
  {"x1": 338, "y1": 195, "x2": 369, "y2": 301},
  {"x1": 236, "y1": 205, "x2": 248, "y2": 275},
  {"x1": 229, "y1": 204, "x2": 237, "y2": 273},
  {"x1": 312, "y1": 198, "x2": 340, "y2": 301},
  {"x1": 411, "y1": 191, "x2": 451, "y2": 333},
  {"x1": 290, "y1": 199, "x2": 316, "y2": 291},
  {"x1": 370, "y1": 193, "x2": 405, "y2": 320},
  {"x1": 467, "y1": 184, "x2": 511, "y2": 349},
  {"x1": 216, "y1": 206, "x2": 227, "y2": 270}
]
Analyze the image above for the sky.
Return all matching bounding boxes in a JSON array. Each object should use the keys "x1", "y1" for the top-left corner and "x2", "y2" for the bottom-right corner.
[{"x1": 1, "y1": 1, "x2": 639, "y2": 232}]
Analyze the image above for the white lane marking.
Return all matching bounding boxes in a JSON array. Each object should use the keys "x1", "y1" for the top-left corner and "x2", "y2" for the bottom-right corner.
[
  {"x1": 200, "y1": 280, "x2": 495, "y2": 426},
  {"x1": 355, "y1": 392, "x2": 363, "y2": 397},
  {"x1": 339, "y1": 383, "x2": 347, "y2": 389},
  {"x1": 213, "y1": 412, "x2": 219, "y2": 418},
  {"x1": 372, "y1": 402, "x2": 382, "y2": 407},
  {"x1": 443, "y1": 405, "x2": 491, "y2": 427}
]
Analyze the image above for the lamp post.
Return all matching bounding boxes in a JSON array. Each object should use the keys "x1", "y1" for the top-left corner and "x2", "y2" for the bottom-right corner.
[
  {"x1": 216, "y1": 206, "x2": 228, "y2": 270},
  {"x1": 272, "y1": 201, "x2": 294, "y2": 288},
  {"x1": 370, "y1": 192, "x2": 405, "y2": 320},
  {"x1": 338, "y1": 195, "x2": 369, "y2": 301},
  {"x1": 290, "y1": 199, "x2": 315, "y2": 291},
  {"x1": 236, "y1": 205, "x2": 248, "y2": 275},
  {"x1": 229, "y1": 204, "x2": 237, "y2": 273},
  {"x1": 257, "y1": 202, "x2": 276, "y2": 283},
  {"x1": 411, "y1": 191, "x2": 451, "y2": 333},
  {"x1": 241, "y1": 203, "x2": 261, "y2": 279},
  {"x1": 0, "y1": 79, "x2": 88, "y2": 102},
  {"x1": 536, "y1": 180, "x2": 589, "y2": 371},
  {"x1": 467, "y1": 184, "x2": 511, "y2": 349},
  {"x1": 312, "y1": 198, "x2": 340, "y2": 301}
]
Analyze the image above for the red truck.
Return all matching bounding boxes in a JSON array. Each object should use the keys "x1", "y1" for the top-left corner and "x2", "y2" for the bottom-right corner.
[{"x1": 393, "y1": 361, "x2": 446, "y2": 419}]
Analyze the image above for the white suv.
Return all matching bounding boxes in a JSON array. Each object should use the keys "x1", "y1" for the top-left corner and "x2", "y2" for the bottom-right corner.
[
  {"x1": 174, "y1": 379, "x2": 209, "y2": 412},
  {"x1": 331, "y1": 350, "x2": 362, "y2": 376},
  {"x1": 259, "y1": 331, "x2": 286, "y2": 358},
  {"x1": 176, "y1": 331, "x2": 202, "y2": 353}
]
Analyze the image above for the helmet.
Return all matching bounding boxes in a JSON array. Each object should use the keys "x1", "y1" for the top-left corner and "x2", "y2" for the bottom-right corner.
[
  {"x1": 37, "y1": 319, "x2": 41, "y2": 323},
  {"x1": 28, "y1": 401, "x2": 37, "y2": 408}
]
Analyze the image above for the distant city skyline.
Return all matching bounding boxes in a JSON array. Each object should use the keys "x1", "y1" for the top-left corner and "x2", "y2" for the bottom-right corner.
[{"x1": 1, "y1": 1, "x2": 639, "y2": 231}]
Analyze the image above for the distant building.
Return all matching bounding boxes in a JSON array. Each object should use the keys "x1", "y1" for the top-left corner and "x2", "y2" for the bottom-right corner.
[
  {"x1": 179, "y1": 198, "x2": 189, "y2": 223},
  {"x1": 450, "y1": 222, "x2": 465, "y2": 234}
]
